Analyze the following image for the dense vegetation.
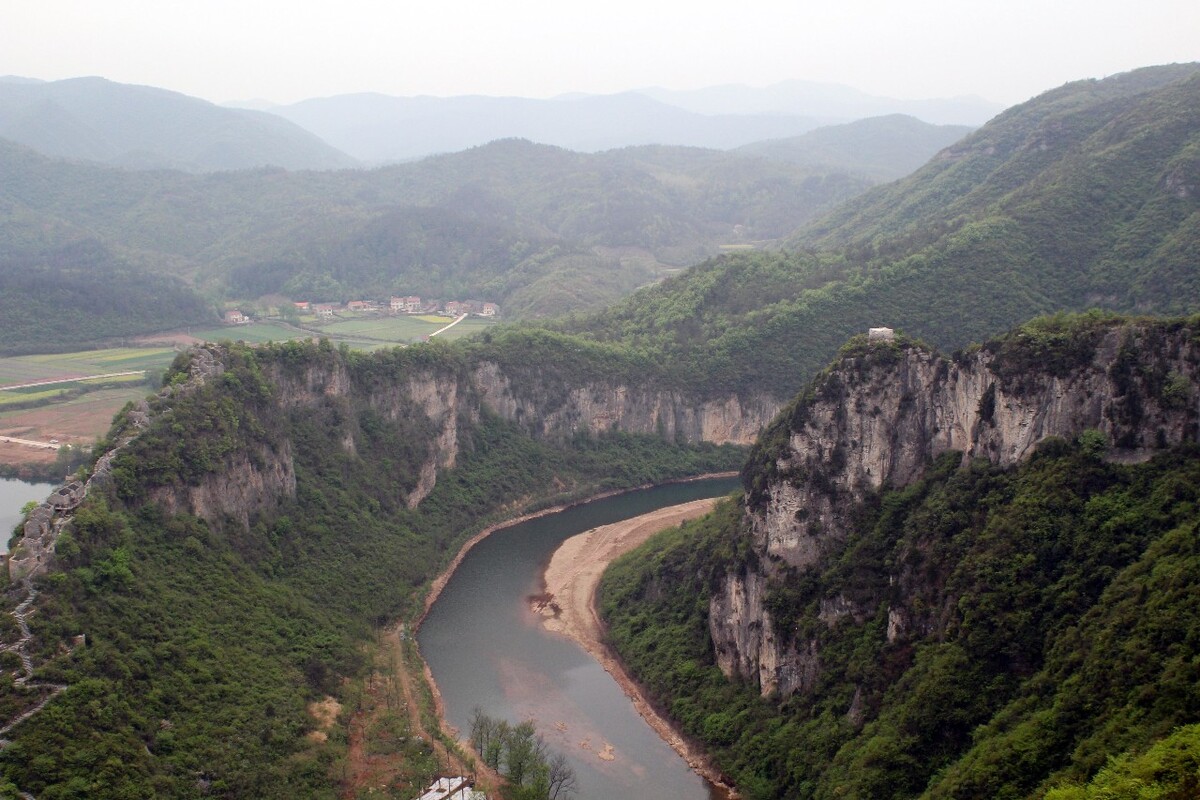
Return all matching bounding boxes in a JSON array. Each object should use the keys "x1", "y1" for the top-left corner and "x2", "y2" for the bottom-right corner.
[
  {"x1": 735, "y1": 114, "x2": 972, "y2": 181},
  {"x1": 0, "y1": 241, "x2": 213, "y2": 354},
  {"x1": 0, "y1": 135, "x2": 872, "y2": 323},
  {"x1": 563, "y1": 64, "x2": 1200, "y2": 400},
  {"x1": 0, "y1": 340, "x2": 743, "y2": 797},
  {"x1": 599, "y1": 440, "x2": 1200, "y2": 799}
]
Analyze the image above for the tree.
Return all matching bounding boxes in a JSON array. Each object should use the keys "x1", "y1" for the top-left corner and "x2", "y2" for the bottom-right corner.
[{"x1": 546, "y1": 751, "x2": 578, "y2": 800}]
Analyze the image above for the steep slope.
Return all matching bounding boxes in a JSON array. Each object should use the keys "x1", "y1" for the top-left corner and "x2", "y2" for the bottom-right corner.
[
  {"x1": 566, "y1": 64, "x2": 1200, "y2": 400},
  {"x1": 798, "y1": 64, "x2": 1200, "y2": 314},
  {"x1": 0, "y1": 77, "x2": 357, "y2": 172},
  {"x1": 736, "y1": 115, "x2": 973, "y2": 180},
  {"x1": 600, "y1": 315, "x2": 1200, "y2": 799},
  {"x1": 0, "y1": 332, "x2": 761, "y2": 797}
]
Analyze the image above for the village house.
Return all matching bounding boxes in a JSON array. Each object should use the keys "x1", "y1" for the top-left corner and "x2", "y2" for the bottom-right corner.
[
  {"x1": 404, "y1": 295, "x2": 422, "y2": 312},
  {"x1": 314, "y1": 304, "x2": 336, "y2": 319},
  {"x1": 347, "y1": 300, "x2": 368, "y2": 312},
  {"x1": 480, "y1": 302, "x2": 499, "y2": 317},
  {"x1": 223, "y1": 310, "x2": 249, "y2": 325},
  {"x1": 293, "y1": 301, "x2": 310, "y2": 312}
]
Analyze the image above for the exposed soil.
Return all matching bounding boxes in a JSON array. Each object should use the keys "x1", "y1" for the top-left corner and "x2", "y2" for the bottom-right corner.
[
  {"x1": 342, "y1": 624, "x2": 504, "y2": 799},
  {"x1": 536, "y1": 498, "x2": 739, "y2": 798},
  {"x1": 0, "y1": 387, "x2": 147, "y2": 468}
]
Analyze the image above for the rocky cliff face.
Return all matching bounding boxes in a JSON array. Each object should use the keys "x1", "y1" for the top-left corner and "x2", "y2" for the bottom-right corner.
[
  {"x1": 470, "y1": 361, "x2": 776, "y2": 445},
  {"x1": 21, "y1": 342, "x2": 777, "y2": 549},
  {"x1": 710, "y1": 321, "x2": 1200, "y2": 696}
]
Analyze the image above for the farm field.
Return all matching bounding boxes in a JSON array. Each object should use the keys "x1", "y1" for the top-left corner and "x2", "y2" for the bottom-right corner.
[
  {"x1": 0, "y1": 385, "x2": 154, "y2": 467},
  {"x1": 188, "y1": 322, "x2": 304, "y2": 344},
  {"x1": 0, "y1": 348, "x2": 176, "y2": 388},
  {"x1": 317, "y1": 314, "x2": 496, "y2": 343},
  {"x1": 0, "y1": 348, "x2": 176, "y2": 469},
  {"x1": 0, "y1": 373, "x2": 148, "y2": 408}
]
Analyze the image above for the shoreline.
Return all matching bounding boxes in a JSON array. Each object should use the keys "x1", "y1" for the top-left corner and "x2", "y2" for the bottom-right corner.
[
  {"x1": 409, "y1": 472, "x2": 738, "y2": 771},
  {"x1": 414, "y1": 471, "x2": 739, "y2": 628},
  {"x1": 536, "y1": 499, "x2": 740, "y2": 798}
]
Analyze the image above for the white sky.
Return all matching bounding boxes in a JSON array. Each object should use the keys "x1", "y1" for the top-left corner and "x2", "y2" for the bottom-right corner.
[{"x1": 3, "y1": 0, "x2": 1198, "y2": 106}]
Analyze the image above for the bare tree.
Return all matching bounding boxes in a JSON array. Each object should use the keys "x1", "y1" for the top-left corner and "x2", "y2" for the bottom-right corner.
[{"x1": 547, "y1": 751, "x2": 578, "y2": 800}]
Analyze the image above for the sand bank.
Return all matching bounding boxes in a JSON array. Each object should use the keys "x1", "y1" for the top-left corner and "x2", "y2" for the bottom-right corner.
[{"x1": 536, "y1": 498, "x2": 738, "y2": 798}]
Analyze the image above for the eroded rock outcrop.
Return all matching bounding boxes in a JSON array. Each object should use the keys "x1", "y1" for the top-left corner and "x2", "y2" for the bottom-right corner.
[
  {"x1": 711, "y1": 321, "x2": 1200, "y2": 696},
  {"x1": 471, "y1": 360, "x2": 777, "y2": 445}
]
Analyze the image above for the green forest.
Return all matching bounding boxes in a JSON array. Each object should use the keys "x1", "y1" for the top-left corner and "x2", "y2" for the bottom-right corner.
[
  {"x1": 0, "y1": 340, "x2": 742, "y2": 797},
  {"x1": 0, "y1": 62, "x2": 1198, "y2": 800},
  {"x1": 599, "y1": 440, "x2": 1200, "y2": 799}
]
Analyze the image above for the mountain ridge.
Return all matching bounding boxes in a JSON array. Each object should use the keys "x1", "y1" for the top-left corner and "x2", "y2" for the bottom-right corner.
[{"x1": 0, "y1": 76, "x2": 358, "y2": 172}]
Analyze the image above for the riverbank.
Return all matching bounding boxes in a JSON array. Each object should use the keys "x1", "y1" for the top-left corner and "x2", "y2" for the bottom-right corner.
[
  {"x1": 415, "y1": 472, "x2": 739, "y2": 627},
  {"x1": 411, "y1": 473, "x2": 738, "y2": 793},
  {"x1": 536, "y1": 499, "x2": 740, "y2": 799}
]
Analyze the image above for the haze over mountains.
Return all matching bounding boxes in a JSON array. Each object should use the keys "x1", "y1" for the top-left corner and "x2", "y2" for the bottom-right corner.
[
  {"x1": 2, "y1": 59, "x2": 1200, "y2": 799},
  {"x1": 0, "y1": 74, "x2": 989, "y2": 169},
  {"x1": 0, "y1": 76, "x2": 355, "y2": 172},
  {"x1": 265, "y1": 81, "x2": 998, "y2": 164}
]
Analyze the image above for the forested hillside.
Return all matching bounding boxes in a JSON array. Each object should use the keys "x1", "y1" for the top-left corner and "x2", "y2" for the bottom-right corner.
[
  {"x1": 0, "y1": 338, "x2": 745, "y2": 797},
  {"x1": 565, "y1": 64, "x2": 1200, "y2": 401},
  {"x1": 0, "y1": 136, "x2": 872, "y2": 332},
  {"x1": 600, "y1": 315, "x2": 1200, "y2": 799},
  {"x1": 0, "y1": 241, "x2": 213, "y2": 354},
  {"x1": 735, "y1": 114, "x2": 972, "y2": 180}
]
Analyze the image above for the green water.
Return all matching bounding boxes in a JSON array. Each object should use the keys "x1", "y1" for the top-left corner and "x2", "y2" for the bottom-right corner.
[{"x1": 419, "y1": 478, "x2": 738, "y2": 800}]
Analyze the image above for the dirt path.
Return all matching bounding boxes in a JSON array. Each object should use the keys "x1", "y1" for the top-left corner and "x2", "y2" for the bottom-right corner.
[
  {"x1": 535, "y1": 498, "x2": 739, "y2": 797},
  {"x1": 341, "y1": 624, "x2": 504, "y2": 799},
  {"x1": 0, "y1": 371, "x2": 144, "y2": 392},
  {"x1": 428, "y1": 314, "x2": 468, "y2": 337}
]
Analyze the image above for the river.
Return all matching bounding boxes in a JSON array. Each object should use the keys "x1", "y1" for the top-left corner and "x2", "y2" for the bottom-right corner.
[
  {"x1": 418, "y1": 478, "x2": 739, "y2": 800},
  {"x1": 0, "y1": 476, "x2": 57, "y2": 554}
]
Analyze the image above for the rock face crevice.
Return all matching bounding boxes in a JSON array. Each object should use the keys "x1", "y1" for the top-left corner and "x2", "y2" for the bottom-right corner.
[
  {"x1": 469, "y1": 361, "x2": 777, "y2": 445},
  {"x1": 11, "y1": 342, "x2": 781, "y2": 560},
  {"x1": 710, "y1": 322, "x2": 1200, "y2": 697}
]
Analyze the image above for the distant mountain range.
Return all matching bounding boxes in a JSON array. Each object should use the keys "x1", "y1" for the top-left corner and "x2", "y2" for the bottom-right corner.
[
  {"x1": 0, "y1": 74, "x2": 990, "y2": 170},
  {"x1": 0, "y1": 76, "x2": 357, "y2": 172},
  {"x1": 268, "y1": 83, "x2": 996, "y2": 164},
  {"x1": 568, "y1": 62, "x2": 1200, "y2": 399},
  {"x1": 267, "y1": 92, "x2": 826, "y2": 163},
  {"x1": 735, "y1": 114, "x2": 974, "y2": 180},
  {"x1": 637, "y1": 79, "x2": 1002, "y2": 124},
  {"x1": 0, "y1": 134, "x2": 880, "y2": 348}
]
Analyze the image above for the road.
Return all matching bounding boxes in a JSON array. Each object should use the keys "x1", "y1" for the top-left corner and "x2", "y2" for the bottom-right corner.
[{"x1": 428, "y1": 314, "x2": 468, "y2": 337}]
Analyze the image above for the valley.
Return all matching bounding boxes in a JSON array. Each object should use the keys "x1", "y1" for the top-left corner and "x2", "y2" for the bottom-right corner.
[{"x1": 0, "y1": 60, "x2": 1198, "y2": 800}]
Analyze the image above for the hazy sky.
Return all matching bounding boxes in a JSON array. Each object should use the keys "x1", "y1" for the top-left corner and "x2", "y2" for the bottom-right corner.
[{"x1": 4, "y1": 0, "x2": 1198, "y2": 106}]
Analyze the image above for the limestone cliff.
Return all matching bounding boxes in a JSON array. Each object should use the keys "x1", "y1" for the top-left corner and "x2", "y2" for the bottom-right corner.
[
  {"x1": 710, "y1": 319, "x2": 1200, "y2": 696},
  {"x1": 16, "y1": 339, "x2": 776, "y2": 551},
  {"x1": 470, "y1": 360, "x2": 776, "y2": 445}
]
